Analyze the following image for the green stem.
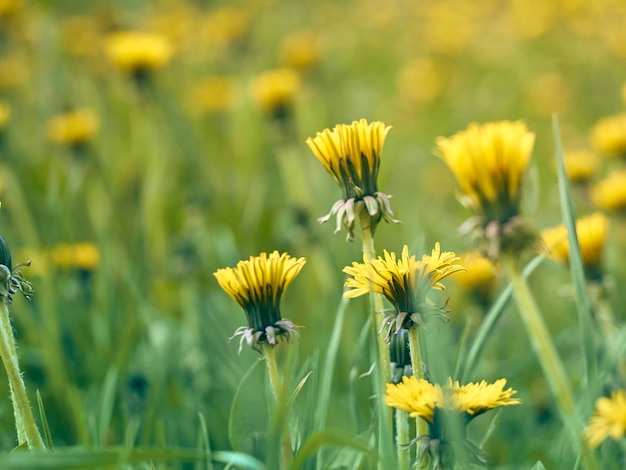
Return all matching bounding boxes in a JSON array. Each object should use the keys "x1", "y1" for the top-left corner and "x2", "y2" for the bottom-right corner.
[
  {"x1": 407, "y1": 326, "x2": 428, "y2": 468},
  {"x1": 0, "y1": 301, "x2": 45, "y2": 449},
  {"x1": 395, "y1": 408, "x2": 410, "y2": 470},
  {"x1": 263, "y1": 343, "x2": 292, "y2": 469},
  {"x1": 502, "y1": 257, "x2": 597, "y2": 469},
  {"x1": 358, "y1": 210, "x2": 394, "y2": 467}
]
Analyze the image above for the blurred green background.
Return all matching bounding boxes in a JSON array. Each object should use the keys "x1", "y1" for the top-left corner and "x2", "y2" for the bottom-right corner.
[{"x1": 0, "y1": 0, "x2": 625, "y2": 467}]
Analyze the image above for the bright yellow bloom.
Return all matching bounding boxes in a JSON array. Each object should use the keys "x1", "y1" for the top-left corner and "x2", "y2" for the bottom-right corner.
[
  {"x1": 586, "y1": 390, "x2": 626, "y2": 448},
  {"x1": 447, "y1": 378, "x2": 521, "y2": 416},
  {"x1": 46, "y1": 109, "x2": 99, "y2": 146},
  {"x1": 250, "y1": 68, "x2": 300, "y2": 113},
  {"x1": 214, "y1": 251, "x2": 305, "y2": 350},
  {"x1": 343, "y1": 243, "x2": 465, "y2": 335},
  {"x1": 307, "y1": 119, "x2": 397, "y2": 239},
  {"x1": 591, "y1": 113, "x2": 626, "y2": 158},
  {"x1": 435, "y1": 120, "x2": 535, "y2": 224},
  {"x1": 105, "y1": 31, "x2": 173, "y2": 73},
  {"x1": 384, "y1": 376, "x2": 443, "y2": 421},
  {"x1": 384, "y1": 376, "x2": 520, "y2": 422},
  {"x1": 562, "y1": 149, "x2": 599, "y2": 183},
  {"x1": 591, "y1": 169, "x2": 626, "y2": 212},
  {"x1": 541, "y1": 213, "x2": 609, "y2": 274}
]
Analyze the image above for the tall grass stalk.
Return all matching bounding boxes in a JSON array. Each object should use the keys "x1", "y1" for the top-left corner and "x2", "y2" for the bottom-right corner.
[
  {"x1": 502, "y1": 257, "x2": 598, "y2": 469},
  {"x1": 0, "y1": 300, "x2": 45, "y2": 449}
]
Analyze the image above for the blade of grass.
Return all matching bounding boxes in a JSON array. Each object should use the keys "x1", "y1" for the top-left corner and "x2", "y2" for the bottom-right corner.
[
  {"x1": 552, "y1": 115, "x2": 598, "y2": 402},
  {"x1": 197, "y1": 412, "x2": 214, "y2": 470},
  {"x1": 288, "y1": 429, "x2": 373, "y2": 470},
  {"x1": 36, "y1": 391, "x2": 53, "y2": 450}
]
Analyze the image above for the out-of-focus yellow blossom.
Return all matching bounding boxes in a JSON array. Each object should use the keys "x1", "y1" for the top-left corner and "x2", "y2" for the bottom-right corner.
[
  {"x1": 585, "y1": 390, "x2": 626, "y2": 448},
  {"x1": 420, "y1": 2, "x2": 481, "y2": 55},
  {"x1": 591, "y1": 169, "x2": 626, "y2": 212},
  {"x1": 142, "y1": 5, "x2": 197, "y2": 53},
  {"x1": 435, "y1": 120, "x2": 535, "y2": 224},
  {"x1": 397, "y1": 58, "x2": 445, "y2": 104},
  {"x1": 435, "y1": 120, "x2": 537, "y2": 257},
  {"x1": 600, "y1": 19, "x2": 626, "y2": 60},
  {"x1": 199, "y1": 7, "x2": 249, "y2": 48},
  {"x1": 279, "y1": 30, "x2": 321, "y2": 70},
  {"x1": 0, "y1": 102, "x2": 10, "y2": 130},
  {"x1": 454, "y1": 251, "x2": 496, "y2": 296},
  {"x1": 0, "y1": 0, "x2": 22, "y2": 19},
  {"x1": 51, "y1": 243, "x2": 100, "y2": 270},
  {"x1": 0, "y1": 55, "x2": 28, "y2": 89},
  {"x1": 525, "y1": 73, "x2": 571, "y2": 117},
  {"x1": 541, "y1": 213, "x2": 609, "y2": 276},
  {"x1": 562, "y1": 149, "x2": 599, "y2": 183},
  {"x1": 591, "y1": 113, "x2": 626, "y2": 158},
  {"x1": 189, "y1": 76, "x2": 235, "y2": 114},
  {"x1": 105, "y1": 31, "x2": 174, "y2": 73},
  {"x1": 46, "y1": 109, "x2": 99, "y2": 146},
  {"x1": 505, "y1": 0, "x2": 558, "y2": 39},
  {"x1": 250, "y1": 68, "x2": 300, "y2": 113}
]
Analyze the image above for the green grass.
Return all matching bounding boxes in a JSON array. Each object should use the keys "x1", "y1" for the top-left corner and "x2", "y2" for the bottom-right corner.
[{"x1": 0, "y1": 0, "x2": 624, "y2": 468}]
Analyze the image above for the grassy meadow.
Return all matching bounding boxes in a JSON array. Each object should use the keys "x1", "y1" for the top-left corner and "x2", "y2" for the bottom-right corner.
[{"x1": 0, "y1": 0, "x2": 625, "y2": 468}]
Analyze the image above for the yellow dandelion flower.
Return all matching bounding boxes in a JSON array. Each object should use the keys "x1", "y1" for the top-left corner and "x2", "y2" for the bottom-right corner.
[
  {"x1": 46, "y1": 109, "x2": 99, "y2": 146},
  {"x1": 562, "y1": 149, "x2": 599, "y2": 183},
  {"x1": 591, "y1": 113, "x2": 626, "y2": 158},
  {"x1": 586, "y1": 390, "x2": 626, "y2": 448},
  {"x1": 541, "y1": 213, "x2": 608, "y2": 278},
  {"x1": 591, "y1": 169, "x2": 626, "y2": 212},
  {"x1": 250, "y1": 67, "x2": 300, "y2": 115},
  {"x1": 343, "y1": 243, "x2": 465, "y2": 336},
  {"x1": 0, "y1": 102, "x2": 10, "y2": 130},
  {"x1": 104, "y1": 31, "x2": 173, "y2": 74},
  {"x1": 384, "y1": 376, "x2": 443, "y2": 422},
  {"x1": 189, "y1": 76, "x2": 235, "y2": 114},
  {"x1": 306, "y1": 119, "x2": 398, "y2": 240},
  {"x1": 51, "y1": 243, "x2": 100, "y2": 270},
  {"x1": 384, "y1": 376, "x2": 520, "y2": 422},
  {"x1": 446, "y1": 378, "x2": 521, "y2": 417},
  {"x1": 214, "y1": 251, "x2": 305, "y2": 351},
  {"x1": 435, "y1": 120, "x2": 535, "y2": 224},
  {"x1": 454, "y1": 250, "x2": 496, "y2": 296}
]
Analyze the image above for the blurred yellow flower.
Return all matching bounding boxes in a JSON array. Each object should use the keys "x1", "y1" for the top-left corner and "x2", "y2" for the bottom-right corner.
[
  {"x1": 61, "y1": 15, "x2": 103, "y2": 57},
  {"x1": 0, "y1": 54, "x2": 28, "y2": 89},
  {"x1": 0, "y1": 0, "x2": 22, "y2": 18},
  {"x1": 200, "y1": 7, "x2": 249, "y2": 48},
  {"x1": 52, "y1": 243, "x2": 100, "y2": 270},
  {"x1": 542, "y1": 213, "x2": 609, "y2": 274},
  {"x1": 343, "y1": 244, "x2": 465, "y2": 336},
  {"x1": 189, "y1": 76, "x2": 235, "y2": 114},
  {"x1": 46, "y1": 109, "x2": 99, "y2": 146},
  {"x1": 279, "y1": 30, "x2": 321, "y2": 70},
  {"x1": 104, "y1": 31, "x2": 174, "y2": 73},
  {"x1": 0, "y1": 102, "x2": 10, "y2": 130},
  {"x1": 453, "y1": 250, "x2": 496, "y2": 295},
  {"x1": 306, "y1": 119, "x2": 398, "y2": 239},
  {"x1": 250, "y1": 67, "x2": 300, "y2": 113},
  {"x1": 214, "y1": 251, "x2": 305, "y2": 351},
  {"x1": 591, "y1": 113, "x2": 626, "y2": 158},
  {"x1": 562, "y1": 149, "x2": 599, "y2": 183},
  {"x1": 435, "y1": 120, "x2": 535, "y2": 224},
  {"x1": 384, "y1": 376, "x2": 520, "y2": 422},
  {"x1": 525, "y1": 73, "x2": 571, "y2": 117},
  {"x1": 397, "y1": 57, "x2": 445, "y2": 104},
  {"x1": 591, "y1": 169, "x2": 626, "y2": 212},
  {"x1": 585, "y1": 390, "x2": 626, "y2": 448}
]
